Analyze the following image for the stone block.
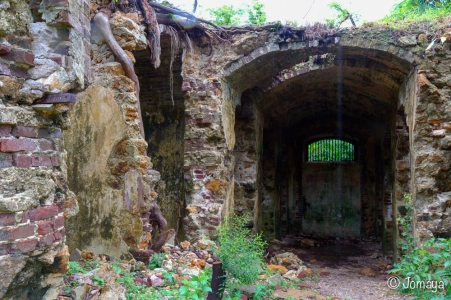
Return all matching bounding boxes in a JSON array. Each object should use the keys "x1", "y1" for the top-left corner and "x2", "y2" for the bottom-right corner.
[
  {"x1": 10, "y1": 238, "x2": 38, "y2": 254},
  {"x1": 0, "y1": 154, "x2": 13, "y2": 168},
  {"x1": 51, "y1": 154, "x2": 60, "y2": 166},
  {"x1": 37, "y1": 128, "x2": 62, "y2": 138},
  {"x1": 28, "y1": 205, "x2": 59, "y2": 222},
  {"x1": 12, "y1": 154, "x2": 32, "y2": 168},
  {"x1": 31, "y1": 155, "x2": 52, "y2": 167},
  {"x1": 0, "y1": 125, "x2": 12, "y2": 137},
  {"x1": 0, "y1": 244, "x2": 10, "y2": 255},
  {"x1": 39, "y1": 93, "x2": 76, "y2": 104},
  {"x1": 53, "y1": 228, "x2": 65, "y2": 241},
  {"x1": 8, "y1": 65, "x2": 31, "y2": 79},
  {"x1": 432, "y1": 129, "x2": 446, "y2": 137},
  {"x1": 53, "y1": 215, "x2": 64, "y2": 229},
  {"x1": 0, "y1": 213, "x2": 16, "y2": 226},
  {"x1": 0, "y1": 48, "x2": 34, "y2": 66},
  {"x1": 38, "y1": 139, "x2": 54, "y2": 151},
  {"x1": 398, "y1": 35, "x2": 417, "y2": 47},
  {"x1": 38, "y1": 233, "x2": 55, "y2": 247},
  {"x1": 0, "y1": 138, "x2": 36, "y2": 152},
  {"x1": 0, "y1": 43, "x2": 11, "y2": 55},
  {"x1": 53, "y1": 11, "x2": 83, "y2": 35},
  {"x1": 29, "y1": 0, "x2": 41, "y2": 9},
  {"x1": 42, "y1": 0, "x2": 68, "y2": 7},
  {"x1": 11, "y1": 126, "x2": 38, "y2": 138},
  {"x1": 37, "y1": 220, "x2": 54, "y2": 235},
  {"x1": 0, "y1": 224, "x2": 35, "y2": 241}
]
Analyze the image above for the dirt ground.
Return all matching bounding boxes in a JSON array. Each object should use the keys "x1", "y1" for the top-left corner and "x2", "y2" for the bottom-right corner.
[{"x1": 274, "y1": 238, "x2": 414, "y2": 300}]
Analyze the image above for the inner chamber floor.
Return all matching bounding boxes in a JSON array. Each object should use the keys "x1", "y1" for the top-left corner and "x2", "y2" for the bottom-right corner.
[{"x1": 265, "y1": 236, "x2": 413, "y2": 300}]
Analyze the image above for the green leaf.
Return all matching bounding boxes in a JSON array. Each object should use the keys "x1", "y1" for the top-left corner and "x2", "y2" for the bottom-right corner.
[{"x1": 179, "y1": 285, "x2": 188, "y2": 295}]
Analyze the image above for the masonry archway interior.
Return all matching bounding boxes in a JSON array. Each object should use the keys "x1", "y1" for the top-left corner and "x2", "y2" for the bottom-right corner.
[{"x1": 232, "y1": 47, "x2": 414, "y2": 255}]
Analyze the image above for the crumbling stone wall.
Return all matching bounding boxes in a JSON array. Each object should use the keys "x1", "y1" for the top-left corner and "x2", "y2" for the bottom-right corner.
[
  {"x1": 233, "y1": 96, "x2": 263, "y2": 231},
  {"x1": 180, "y1": 21, "x2": 451, "y2": 259},
  {"x1": 3, "y1": 0, "x2": 451, "y2": 293},
  {"x1": 0, "y1": 0, "x2": 89, "y2": 296},
  {"x1": 63, "y1": 11, "x2": 160, "y2": 257},
  {"x1": 412, "y1": 35, "x2": 451, "y2": 243}
]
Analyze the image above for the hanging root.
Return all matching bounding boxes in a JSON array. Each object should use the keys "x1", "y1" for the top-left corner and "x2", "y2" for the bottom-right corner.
[
  {"x1": 93, "y1": 11, "x2": 145, "y2": 139},
  {"x1": 138, "y1": 0, "x2": 161, "y2": 68},
  {"x1": 160, "y1": 24, "x2": 180, "y2": 107}
]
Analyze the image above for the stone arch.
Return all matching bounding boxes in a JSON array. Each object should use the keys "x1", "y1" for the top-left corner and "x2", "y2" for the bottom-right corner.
[{"x1": 222, "y1": 33, "x2": 419, "y2": 256}]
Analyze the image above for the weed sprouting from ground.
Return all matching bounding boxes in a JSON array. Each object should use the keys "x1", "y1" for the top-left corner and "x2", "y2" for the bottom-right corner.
[{"x1": 217, "y1": 213, "x2": 266, "y2": 286}]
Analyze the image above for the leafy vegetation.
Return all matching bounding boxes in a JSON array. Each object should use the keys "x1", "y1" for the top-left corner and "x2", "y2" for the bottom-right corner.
[
  {"x1": 308, "y1": 139, "x2": 354, "y2": 161},
  {"x1": 207, "y1": 0, "x2": 267, "y2": 25},
  {"x1": 148, "y1": 252, "x2": 166, "y2": 270},
  {"x1": 63, "y1": 259, "x2": 214, "y2": 300},
  {"x1": 217, "y1": 213, "x2": 266, "y2": 286},
  {"x1": 178, "y1": 268, "x2": 213, "y2": 299},
  {"x1": 254, "y1": 283, "x2": 276, "y2": 299},
  {"x1": 326, "y1": 2, "x2": 359, "y2": 28},
  {"x1": 389, "y1": 195, "x2": 451, "y2": 299},
  {"x1": 381, "y1": 0, "x2": 451, "y2": 23}
]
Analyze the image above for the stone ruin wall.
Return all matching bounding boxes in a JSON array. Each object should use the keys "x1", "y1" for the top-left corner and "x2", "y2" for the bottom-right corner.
[
  {"x1": 63, "y1": 11, "x2": 159, "y2": 258},
  {"x1": 179, "y1": 22, "x2": 451, "y2": 260},
  {"x1": 1, "y1": 0, "x2": 451, "y2": 295},
  {"x1": 0, "y1": 0, "x2": 90, "y2": 296}
]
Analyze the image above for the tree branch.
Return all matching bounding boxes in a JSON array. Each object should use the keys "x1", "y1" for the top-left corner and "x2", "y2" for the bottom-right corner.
[{"x1": 147, "y1": 1, "x2": 225, "y2": 31}]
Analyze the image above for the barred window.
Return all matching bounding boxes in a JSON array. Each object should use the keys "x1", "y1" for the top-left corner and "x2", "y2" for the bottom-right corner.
[{"x1": 307, "y1": 139, "x2": 355, "y2": 161}]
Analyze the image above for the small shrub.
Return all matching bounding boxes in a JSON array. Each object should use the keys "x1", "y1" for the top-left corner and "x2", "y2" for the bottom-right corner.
[
  {"x1": 148, "y1": 252, "x2": 166, "y2": 270},
  {"x1": 93, "y1": 275, "x2": 105, "y2": 286},
  {"x1": 254, "y1": 283, "x2": 275, "y2": 299},
  {"x1": 68, "y1": 261, "x2": 86, "y2": 275},
  {"x1": 178, "y1": 269, "x2": 212, "y2": 299},
  {"x1": 217, "y1": 213, "x2": 266, "y2": 285},
  {"x1": 390, "y1": 195, "x2": 451, "y2": 299}
]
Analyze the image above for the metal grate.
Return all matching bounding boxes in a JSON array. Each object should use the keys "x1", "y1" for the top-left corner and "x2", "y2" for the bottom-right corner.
[{"x1": 308, "y1": 139, "x2": 354, "y2": 161}]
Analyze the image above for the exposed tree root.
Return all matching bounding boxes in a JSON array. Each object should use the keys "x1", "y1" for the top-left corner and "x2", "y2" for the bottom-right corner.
[
  {"x1": 137, "y1": 0, "x2": 161, "y2": 67},
  {"x1": 148, "y1": 203, "x2": 168, "y2": 233},
  {"x1": 93, "y1": 11, "x2": 145, "y2": 139},
  {"x1": 150, "y1": 228, "x2": 175, "y2": 253}
]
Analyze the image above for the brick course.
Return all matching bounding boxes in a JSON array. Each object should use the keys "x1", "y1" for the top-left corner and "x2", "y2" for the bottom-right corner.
[
  {"x1": 0, "y1": 138, "x2": 36, "y2": 152},
  {"x1": 11, "y1": 126, "x2": 38, "y2": 138},
  {"x1": 0, "y1": 224, "x2": 35, "y2": 241},
  {"x1": 28, "y1": 205, "x2": 59, "y2": 222},
  {"x1": 0, "y1": 153, "x2": 13, "y2": 168}
]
